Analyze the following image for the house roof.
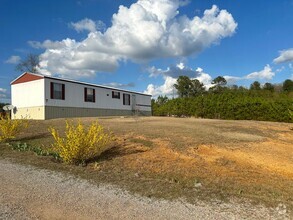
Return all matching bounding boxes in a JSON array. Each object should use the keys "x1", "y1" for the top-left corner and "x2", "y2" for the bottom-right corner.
[{"x1": 11, "y1": 72, "x2": 151, "y2": 97}]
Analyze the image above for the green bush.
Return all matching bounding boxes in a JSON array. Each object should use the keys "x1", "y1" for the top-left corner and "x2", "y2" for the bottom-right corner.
[{"x1": 152, "y1": 90, "x2": 293, "y2": 122}]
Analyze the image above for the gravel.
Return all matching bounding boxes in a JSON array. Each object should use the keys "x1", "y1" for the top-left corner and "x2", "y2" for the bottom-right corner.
[{"x1": 0, "y1": 159, "x2": 290, "y2": 220}]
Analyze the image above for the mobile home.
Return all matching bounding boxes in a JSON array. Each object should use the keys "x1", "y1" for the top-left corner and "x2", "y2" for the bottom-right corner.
[{"x1": 11, "y1": 72, "x2": 152, "y2": 120}]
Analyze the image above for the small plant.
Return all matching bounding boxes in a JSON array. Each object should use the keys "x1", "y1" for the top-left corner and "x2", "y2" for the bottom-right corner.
[
  {"x1": 10, "y1": 142, "x2": 60, "y2": 159},
  {"x1": 49, "y1": 120, "x2": 113, "y2": 164},
  {"x1": 0, "y1": 115, "x2": 29, "y2": 142}
]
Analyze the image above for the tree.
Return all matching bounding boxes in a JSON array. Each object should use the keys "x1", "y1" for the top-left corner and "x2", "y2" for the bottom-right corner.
[
  {"x1": 209, "y1": 76, "x2": 227, "y2": 92},
  {"x1": 15, "y1": 54, "x2": 40, "y2": 73},
  {"x1": 263, "y1": 82, "x2": 274, "y2": 92},
  {"x1": 189, "y1": 79, "x2": 205, "y2": 96},
  {"x1": 156, "y1": 95, "x2": 169, "y2": 105},
  {"x1": 250, "y1": 81, "x2": 261, "y2": 90},
  {"x1": 174, "y1": 76, "x2": 192, "y2": 98},
  {"x1": 283, "y1": 79, "x2": 293, "y2": 92}
]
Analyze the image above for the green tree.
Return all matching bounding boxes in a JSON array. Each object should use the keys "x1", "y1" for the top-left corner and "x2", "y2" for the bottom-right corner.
[
  {"x1": 156, "y1": 95, "x2": 169, "y2": 105},
  {"x1": 283, "y1": 79, "x2": 293, "y2": 92},
  {"x1": 15, "y1": 54, "x2": 40, "y2": 73},
  {"x1": 189, "y1": 79, "x2": 205, "y2": 96},
  {"x1": 263, "y1": 82, "x2": 274, "y2": 92},
  {"x1": 209, "y1": 76, "x2": 227, "y2": 92},
  {"x1": 250, "y1": 81, "x2": 261, "y2": 90},
  {"x1": 174, "y1": 76, "x2": 192, "y2": 98}
]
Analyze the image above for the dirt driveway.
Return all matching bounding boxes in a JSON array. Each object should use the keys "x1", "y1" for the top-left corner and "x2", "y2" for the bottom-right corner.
[{"x1": 0, "y1": 159, "x2": 289, "y2": 220}]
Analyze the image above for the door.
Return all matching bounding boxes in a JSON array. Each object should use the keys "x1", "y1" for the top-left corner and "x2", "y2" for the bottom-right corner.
[{"x1": 132, "y1": 94, "x2": 136, "y2": 111}]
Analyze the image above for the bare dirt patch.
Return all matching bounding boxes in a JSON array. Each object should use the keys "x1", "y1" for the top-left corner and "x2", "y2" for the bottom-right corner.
[{"x1": 1, "y1": 116, "x2": 292, "y2": 214}]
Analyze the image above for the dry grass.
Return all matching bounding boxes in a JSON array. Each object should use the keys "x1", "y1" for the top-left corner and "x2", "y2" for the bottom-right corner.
[{"x1": 1, "y1": 116, "x2": 292, "y2": 212}]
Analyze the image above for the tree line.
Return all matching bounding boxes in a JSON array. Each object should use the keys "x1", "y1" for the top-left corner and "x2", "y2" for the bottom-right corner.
[{"x1": 152, "y1": 76, "x2": 293, "y2": 122}]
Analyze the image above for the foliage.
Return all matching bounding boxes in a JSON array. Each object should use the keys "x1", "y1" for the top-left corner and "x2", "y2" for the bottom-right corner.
[
  {"x1": 49, "y1": 120, "x2": 113, "y2": 164},
  {"x1": 10, "y1": 142, "x2": 60, "y2": 159},
  {"x1": 250, "y1": 81, "x2": 261, "y2": 90},
  {"x1": 15, "y1": 53, "x2": 40, "y2": 73},
  {"x1": 283, "y1": 79, "x2": 293, "y2": 92},
  {"x1": 174, "y1": 76, "x2": 192, "y2": 98},
  {"x1": 263, "y1": 83, "x2": 274, "y2": 92},
  {"x1": 209, "y1": 76, "x2": 227, "y2": 93},
  {"x1": 152, "y1": 89, "x2": 293, "y2": 122},
  {"x1": 174, "y1": 76, "x2": 205, "y2": 98},
  {"x1": 0, "y1": 115, "x2": 29, "y2": 142}
]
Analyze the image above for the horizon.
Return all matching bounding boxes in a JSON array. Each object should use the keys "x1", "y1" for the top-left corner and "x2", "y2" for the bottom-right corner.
[{"x1": 1, "y1": 0, "x2": 293, "y2": 103}]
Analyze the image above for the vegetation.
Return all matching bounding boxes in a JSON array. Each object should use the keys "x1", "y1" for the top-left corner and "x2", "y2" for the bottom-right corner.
[
  {"x1": 15, "y1": 53, "x2": 40, "y2": 73},
  {"x1": 0, "y1": 115, "x2": 29, "y2": 142},
  {"x1": 152, "y1": 77, "x2": 293, "y2": 122},
  {"x1": 49, "y1": 120, "x2": 113, "y2": 164}
]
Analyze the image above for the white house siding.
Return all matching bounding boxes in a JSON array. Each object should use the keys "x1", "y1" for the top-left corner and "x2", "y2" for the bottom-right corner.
[
  {"x1": 11, "y1": 79, "x2": 45, "y2": 119},
  {"x1": 44, "y1": 78, "x2": 151, "y2": 119}
]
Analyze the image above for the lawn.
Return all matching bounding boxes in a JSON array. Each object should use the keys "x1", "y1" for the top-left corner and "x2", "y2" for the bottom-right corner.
[{"x1": 1, "y1": 116, "x2": 292, "y2": 212}]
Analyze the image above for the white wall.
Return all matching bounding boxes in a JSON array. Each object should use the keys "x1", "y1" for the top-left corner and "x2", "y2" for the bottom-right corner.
[
  {"x1": 11, "y1": 79, "x2": 45, "y2": 108},
  {"x1": 44, "y1": 78, "x2": 151, "y2": 111}
]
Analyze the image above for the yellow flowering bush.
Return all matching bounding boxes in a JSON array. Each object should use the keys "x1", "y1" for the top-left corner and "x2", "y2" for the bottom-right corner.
[
  {"x1": 0, "y1": 115, "x2": 29, "y2": 142},
  {"x1": 49, "y1": 120, "x2": 113, "y2": 164}
]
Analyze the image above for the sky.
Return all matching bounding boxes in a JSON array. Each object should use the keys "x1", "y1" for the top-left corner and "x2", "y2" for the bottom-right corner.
[{"x1": 1, "y1": 0, "x2": 293, "y2": 103}]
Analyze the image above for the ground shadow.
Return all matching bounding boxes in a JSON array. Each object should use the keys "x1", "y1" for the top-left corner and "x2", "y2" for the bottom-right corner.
[
  {"x1": 88, "y1": 144, "x2": 149, "y2": 163},
  {"x1": 14, "y1": 133, "x2": 51, "y2": 142}
]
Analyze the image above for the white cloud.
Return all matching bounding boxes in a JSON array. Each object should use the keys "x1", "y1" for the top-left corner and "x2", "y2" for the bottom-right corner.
[
  {"x1": 103, "y1": 82, "x2": 135, "y2": 88},
  {"x1": 144, "y1": 76, "x2": 177, "y2": 97},
  {"x1": 144, "y1": 63, "x2": 213, "y2": 97},
  {"x1": 31, "y1": 1, "x2": 237, "y2": 79},
  {"x1": 245, "y1": 65, "x2": 275, "y2": 80},
  {"x1": 5, "y1": 55, "x2": 21, "y2": 64},
  {"x1": 0, "y1": 88, "x2": 7, "y2": 93},
  {"x1": 273, "y1": 48, "x2": 293, "y2": 64},
  {"x1": 223, "y1": 75, "x2": 241, "y2": 84},
  {"x1": 70, "y1": 18, "x2": 105, "y2": 33},
  {"x1": 0, "y1": 94, "x2": 6, "y2": 98},
  {"x1": 147, "y1": 62, "x2": 201, "y2": 78}
]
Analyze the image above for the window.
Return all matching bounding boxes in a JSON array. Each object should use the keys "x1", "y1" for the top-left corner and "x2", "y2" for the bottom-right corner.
[
  {"x1": 123, "y1": 93, "x2": 130, "y2": 105},
  {"x1": 84, "y1": 88, "x2": 95, "y2": 102},
  {"x1": 50, "y1": 82, "x2": 65, "y2": 100},
  {"x1": 112, "y1": 91, "x2": 120, "y2": 99}
]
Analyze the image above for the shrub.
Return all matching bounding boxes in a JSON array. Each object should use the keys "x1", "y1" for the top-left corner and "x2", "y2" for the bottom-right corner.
[
  {"x1": 49, "y1": 120, "x2": 113, "y2": 164},
  {"x1": 0, "y1": 115, "x2": 29, "y2": 142}
]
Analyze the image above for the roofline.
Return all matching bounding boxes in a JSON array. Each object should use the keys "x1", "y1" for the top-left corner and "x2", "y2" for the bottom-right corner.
[
  {"x1": 10, "y1": 72, "x2": 44, "y2": 85},
  {"x1": 11, "y1": 72, "x2": 151, "y2": 97}
]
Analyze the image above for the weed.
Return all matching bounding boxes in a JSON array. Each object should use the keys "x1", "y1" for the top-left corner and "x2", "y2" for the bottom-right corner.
[{"x1": 10, "y1": 142, "x2": 60, "y2": 159}]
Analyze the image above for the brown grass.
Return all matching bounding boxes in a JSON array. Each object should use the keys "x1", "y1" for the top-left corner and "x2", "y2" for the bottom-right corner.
[{"x1": 1, "y1": 116, "x2": 292, "y2": 212}]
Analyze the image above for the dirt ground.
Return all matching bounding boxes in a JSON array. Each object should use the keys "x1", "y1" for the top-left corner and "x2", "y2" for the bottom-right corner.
[{"x1": 1, "y1": 116, "x2": 293, "y2": 213}]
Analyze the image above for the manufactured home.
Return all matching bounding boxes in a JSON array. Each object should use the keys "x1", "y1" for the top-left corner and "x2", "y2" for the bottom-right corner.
[{"x1": 11, "y1": 72, "x2": 152, "y2": 120}]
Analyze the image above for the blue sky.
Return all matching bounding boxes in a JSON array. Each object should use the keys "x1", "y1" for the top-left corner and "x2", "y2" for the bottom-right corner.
[{"x1": 1, "y1": 0, "x2": 293, "y2": 102}]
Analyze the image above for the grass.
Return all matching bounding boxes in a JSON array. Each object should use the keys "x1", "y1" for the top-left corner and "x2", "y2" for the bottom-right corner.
[{"x1": 0, "y1": 116, "x2": 292, "y2": 213}]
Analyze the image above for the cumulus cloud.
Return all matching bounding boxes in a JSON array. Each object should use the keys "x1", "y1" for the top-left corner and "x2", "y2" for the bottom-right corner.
[
  {"x1": 31, "y1": 0, "x2": 237, "y2": 79},
  {"x1": 144, "y1": 63, "x2": 213, "y2": 97},
  {"x1": 144, "y1": 76, "x2": 177, "y2": 97},
  {"x1": 245, "y1": 65, "x2": 275, "y2": 80},
  {"x1": 145, "y1": 63, "x2": 277, "y2": 97},
  {"x1": 5, "y1": 55, "x2": 21, "y2": 64},
  {"x1": 273, "y1": 48, "x2": 293, "y2": 64},
  {"x1": 70, "y1": 18, "x2": 106, "y2": 33},
  {"x1": 103, "y1": 82, "x2": 135, "y2": 88}
]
